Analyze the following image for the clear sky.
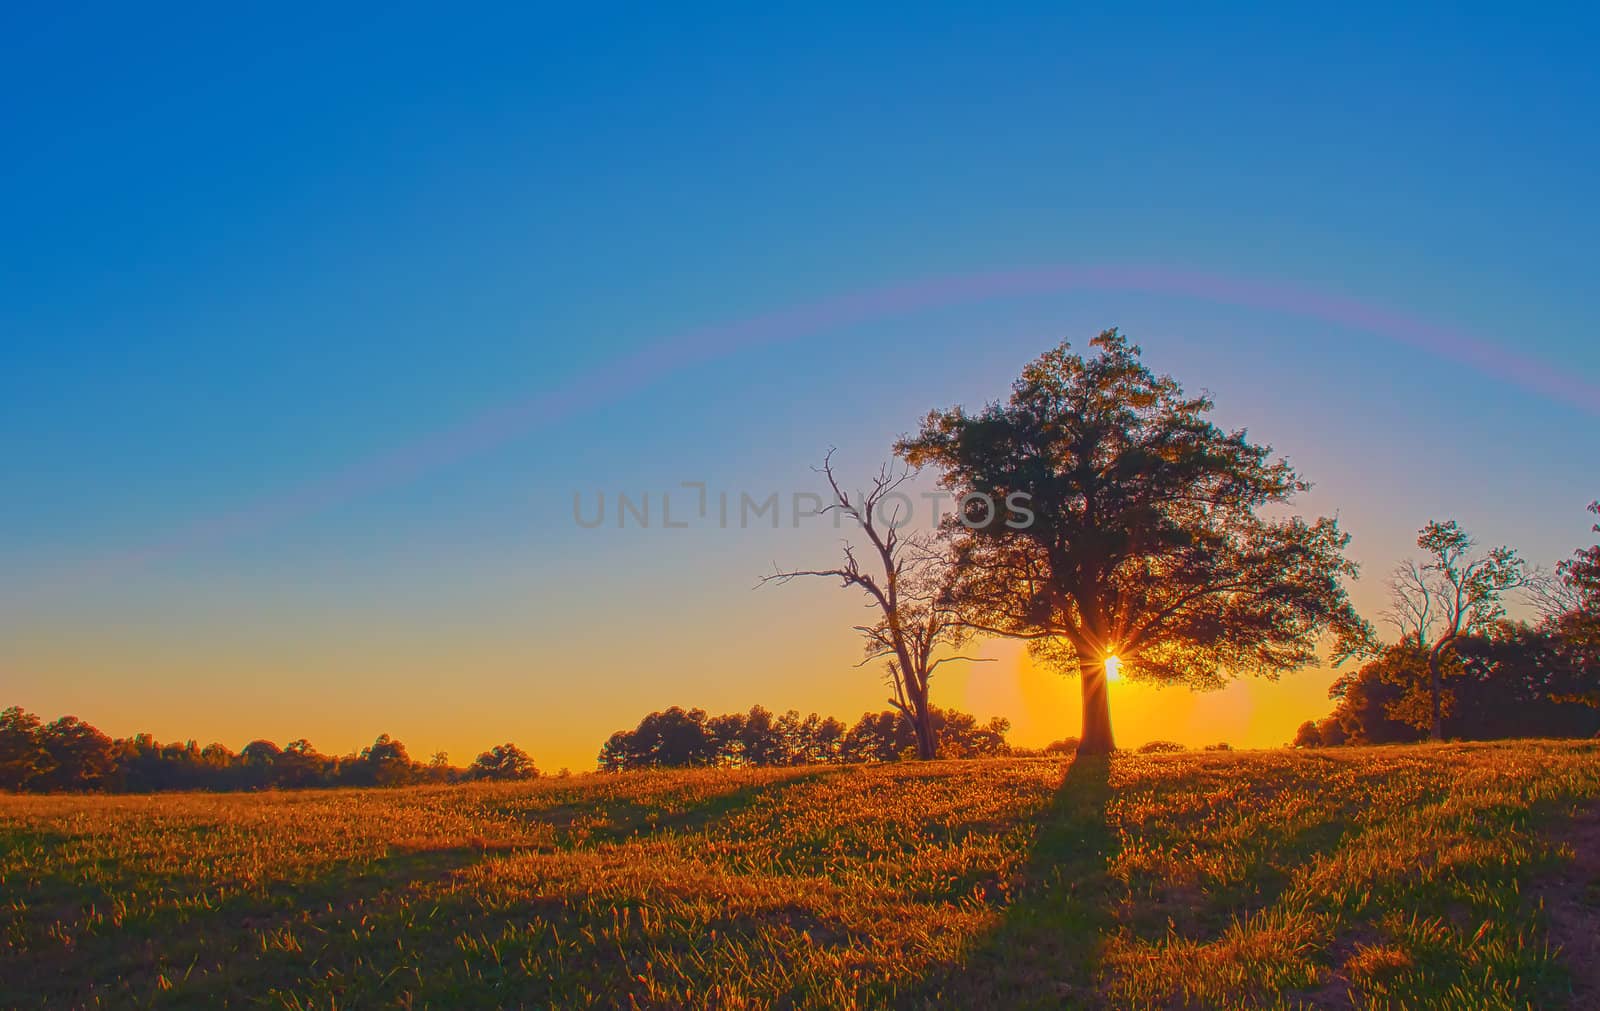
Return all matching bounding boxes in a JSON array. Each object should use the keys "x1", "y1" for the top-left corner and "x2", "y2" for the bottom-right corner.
[{"x1": 4, "y1": 5, "x2": 1598, "y2": 771}]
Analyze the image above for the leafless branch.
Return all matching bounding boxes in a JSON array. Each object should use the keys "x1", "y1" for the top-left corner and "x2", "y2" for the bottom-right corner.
[{"x1": 761, "y1": 451, "x2": 970, "y2": 759}]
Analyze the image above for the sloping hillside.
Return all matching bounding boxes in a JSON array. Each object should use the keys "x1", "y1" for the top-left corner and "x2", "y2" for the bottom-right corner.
[{"x1": 3, "y1": 741, "x2": 1598, "y2": 1008}]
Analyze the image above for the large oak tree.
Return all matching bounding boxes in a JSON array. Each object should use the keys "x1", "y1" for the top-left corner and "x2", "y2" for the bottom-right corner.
[{"x1": 898, "y1": 330, "x2": 1371, "y2": 756}]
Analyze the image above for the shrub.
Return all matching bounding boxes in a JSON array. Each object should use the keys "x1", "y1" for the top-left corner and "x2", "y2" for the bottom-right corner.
[{"x1": 1137, "y1": 740, "x2": 1185, "y2": 754}]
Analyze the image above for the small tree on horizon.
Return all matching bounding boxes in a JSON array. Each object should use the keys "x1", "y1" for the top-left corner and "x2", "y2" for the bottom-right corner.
[
  {"x1": 1383, "y1": 519, "x2": 1527, "y2": 740},
  {"x1": 39, "y1": 716, "x2": 118, "y2": 792},
  {"x1": 470, "y1": 743, "x2": 539, "y2": 781},
  {"x1": 898, "y1": 330, "x2": 1372, "y2": 756},
  {"x1": 359, "y1": 734, "x2": 414, "y2": 786}
]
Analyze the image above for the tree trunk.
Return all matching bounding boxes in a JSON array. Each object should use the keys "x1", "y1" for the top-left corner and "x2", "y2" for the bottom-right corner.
[
  {"x1": 914, "y1": 708, "x2": 937, "y2": 760},
  {"x1": 1427, "y1": 643, "x2": 1446, "y2": 741},
  {"x1": 1433, "y1": 639, "x2": 1459, "y2": 742},
  {"x1": 1077, "y1": 661, "x2": 1116, "y2": 756},
  {"x1": 915, "y1": 678, "x2": 934, "y2": 758}
]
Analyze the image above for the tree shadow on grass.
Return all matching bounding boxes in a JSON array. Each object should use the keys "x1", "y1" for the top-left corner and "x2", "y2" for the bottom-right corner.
[{"x1": 899, "y1": 755, "x2": 1122, "y2": 1009}]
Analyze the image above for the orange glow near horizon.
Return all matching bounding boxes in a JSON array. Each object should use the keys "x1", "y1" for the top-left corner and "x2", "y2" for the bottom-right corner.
[
  {"x1": 1, "y1": 558, "x2": 1359, "y2": 771},
  {"x1": 1, "y1": 626, "x2": 1346, "y2": 770},
  {"x1": 943, "y1": 639, "x2": 1335, "y2": 753}
]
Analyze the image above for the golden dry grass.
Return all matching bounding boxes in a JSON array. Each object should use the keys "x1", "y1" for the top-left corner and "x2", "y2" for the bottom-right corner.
[{"x1": 3, "y1": 741, "x2": 1598, "y2": 1008}]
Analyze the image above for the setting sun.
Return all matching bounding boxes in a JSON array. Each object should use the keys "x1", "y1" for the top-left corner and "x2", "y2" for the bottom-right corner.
[{"x1": 1105, "y1": 655, "x2": 1122, "y2": 682}]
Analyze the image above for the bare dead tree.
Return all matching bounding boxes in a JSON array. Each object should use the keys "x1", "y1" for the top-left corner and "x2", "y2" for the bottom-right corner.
[
  {"x1": 1527, "y1": 567, "x2": 1585, "y2": 625},
  {"x1": 762, "y1": 451, "x2": 986, "y2": 760},
  {"x1": 1382, "y1": 520, "x2": 1528, "y2": 741}
]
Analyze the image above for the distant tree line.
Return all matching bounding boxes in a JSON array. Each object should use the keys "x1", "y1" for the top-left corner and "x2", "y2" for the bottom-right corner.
[
  {"x1": 597, "y1": 704, "x2": 1011, "y2": 771},
  {"x1": 1295, "y1": 628, "x2": 1600, "y2": 747},
  {"x1": 0, "y1": 712, "x2": 541, "y2": 793},
  {"x1": 1297, "y1": 505, "x2": 1600, "y2": 747}
]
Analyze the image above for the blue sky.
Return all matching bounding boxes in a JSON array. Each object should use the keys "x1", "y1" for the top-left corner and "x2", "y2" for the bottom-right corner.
[{"x1": 3, "y1": 5, "x2": 1597, "y2": 766}]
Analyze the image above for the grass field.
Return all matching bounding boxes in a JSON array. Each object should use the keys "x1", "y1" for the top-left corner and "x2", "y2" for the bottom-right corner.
[{"x1": 3, "y1": 741, "x2": 1598, "y2": 1009}]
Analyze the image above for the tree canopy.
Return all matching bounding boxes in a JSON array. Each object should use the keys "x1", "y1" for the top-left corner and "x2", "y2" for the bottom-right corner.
[{"x1": 471, "y1": 743, "x2": 540, "y2": 781}]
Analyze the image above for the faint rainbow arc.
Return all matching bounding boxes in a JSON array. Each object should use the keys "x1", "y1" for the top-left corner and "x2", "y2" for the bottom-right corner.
[{"x1": 35, "y1": 264, "x2": 1600, "y2": 589}]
